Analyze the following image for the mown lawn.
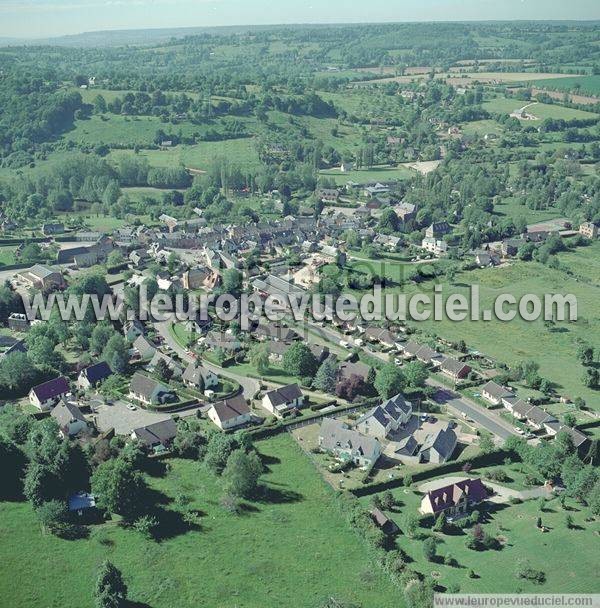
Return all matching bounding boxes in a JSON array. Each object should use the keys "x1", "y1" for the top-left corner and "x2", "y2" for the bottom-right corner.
[
  {"x1": 0, "y1": 434, "x2": 402, "y2": 608},
  {"x1": 362, "y1": 490, "x2": 599, "y2": 593}
]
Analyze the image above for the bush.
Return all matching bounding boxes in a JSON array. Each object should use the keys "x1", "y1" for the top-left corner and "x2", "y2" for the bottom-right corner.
[{"x1": 515, "y1": 560, "x2": 546, "y2": 584}]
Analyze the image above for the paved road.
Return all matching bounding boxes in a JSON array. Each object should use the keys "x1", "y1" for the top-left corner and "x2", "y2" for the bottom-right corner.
[
  {"x1": 305, "y1": 319, "x2": 518, "y2": 441},
  {"x1": 428, "y1": 381, "x2": 518, "y2": 441},
  {"x1": 154, "y1": 319, "x2": 260, "y2": 400}
]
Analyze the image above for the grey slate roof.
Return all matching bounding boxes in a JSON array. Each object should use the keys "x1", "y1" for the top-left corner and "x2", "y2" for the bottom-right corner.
[
  {"x1": 133, "y1": 418, "x2": 178, "y2": 447},
  {"x1": 264, "y1": 384, "x2": 303, "y2": 407},
  {"x1": 319, "y1": 418, "x2": 381, "y2": 463},
  {"x1": 211, "y1": 394, "x2": 250, "y2": 423},
  {"x1": 420, "y1": 424, "x2": 457, "y2": 460}
]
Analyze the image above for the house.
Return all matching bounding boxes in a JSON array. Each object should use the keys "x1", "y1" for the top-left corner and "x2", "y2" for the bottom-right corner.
[
  {"x1": 395, "y1": 435, "x2": 419, "y2": 457},
  {"x1": 51, "y1": 400, "x2": 88, "y2": 437},
  {"x1": 579, "y1": 222, "x2": 598, "y2": 239},
  {"x1": 42, "y1": 222, "x2": 65, "y2": 236},
  {"x1": 182, "y1": 266, "x2": 220, "y2": 291},
  {"x1": 475, "y1": 252, "x2": 499, "y2": 267},
  {"x1": 123, "y1": 319, "x2": 145, "y2": 342},
  {"x1": 425, "y1": 222, "x2": 451, "y2": 239},
  {"x1": 512, "y1": 400, "x2": 533, "y2": 421},
  {"x1": 17, "y1": 265, "x2": 65, "y2": 291},
  {"x1": 370, "y1": 508, "x2": 400, "y2": 536},
  {"x1": 205, "y1": 331, "x2": 242, "y2": 353},
  {"x1": 77, "y1": 361, "x2": 112, "y2": 390},
  {"x1": 133, "y1": 335, "x2": 158, "y2": 361},
  {"x1": 422, "y1": 236, "x2": 448, "y2": 256},
  {"x1": 419, "y1": 424, "x2": 457, "y2": 464},
  {"x1": 7, "y1": 313, "x2": 29, "y2": 332},
  {"x1": 364, "y1": 183, "x2": 390, "y2": 198},
  {"x1": 129, "y1": 373, "x2": 176, "y2": 406},
  {"x1": 420, "y1": 478, "x2": 488, "y2": 517},
  {"x1": 481, "y1": 381, "x2": 513, "y2": 406},
  {"x1": 68, "y1": 492, "x2": 96, "y2": 515},
  {"x1": 318, "y1": 418, "x2": 381, "y2": 467},
  {"x1": 149, "y1": 351, "x2": 184, "y2": 378},
  {"x1": 132, "y1": 418, "x2": 178, "y2": 451},
  {"x1": 254, "y1": 321, "x2": 299, "y2": 342},
  {"x1": 524, "y1": 406, "x2": 557, "y2": 431},
  {"x1": 415, "y1": 345, "x2": 444, "y2": 367},
  {"x1": 29, "y1": 376, "x2": 70, "y2": 411},
  {"x1": 262, "y1": 384, "x2": 304, "y2": 418},
  {"x1": 355, "y1": 393, "x2": 412, "y2": 439},
  {"x1": 182, "y1": 362, "x2": 218, "y2": 390},
  {"x1": 207, "y1": 395, "x2": 252, "y2": 430},
  {"x1": 440, "y1": 357, "x2": 471, "y2": 382},
  {"x1": 316, "y1": 188, "x2": 340, "y2": 203}
]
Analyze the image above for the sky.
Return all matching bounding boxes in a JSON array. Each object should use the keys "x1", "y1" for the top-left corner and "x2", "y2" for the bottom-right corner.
[{"x1": 1, "y1": 0, "x2": 599, "y2": 39}]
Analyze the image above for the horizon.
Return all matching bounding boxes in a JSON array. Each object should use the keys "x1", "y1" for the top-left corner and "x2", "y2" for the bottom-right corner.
[{"x1": 2, "y1": 0, "x2": 600, "y2": 40}]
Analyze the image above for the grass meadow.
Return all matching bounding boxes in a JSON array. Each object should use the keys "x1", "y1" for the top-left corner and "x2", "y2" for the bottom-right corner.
[
  {"x1": 0, "y1": 434, "x2": 401, "y2": 608},
  {"x1": 482, "y1": 97, "x2": 598, "y2": 121}
]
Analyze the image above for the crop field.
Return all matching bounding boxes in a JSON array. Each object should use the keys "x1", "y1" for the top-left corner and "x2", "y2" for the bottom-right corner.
[{"x1": 0, "y1": 434, "x2": 401, "y2": 608}]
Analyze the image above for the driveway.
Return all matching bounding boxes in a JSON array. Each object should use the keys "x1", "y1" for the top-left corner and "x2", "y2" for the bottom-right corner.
[{"x1": 92, "y1": 399, "x2": 173, "y2": 435}]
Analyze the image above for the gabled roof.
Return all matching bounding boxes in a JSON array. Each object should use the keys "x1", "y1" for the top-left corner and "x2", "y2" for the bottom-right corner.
[
  {"x1": 182, "y1": 362, "x2": 215, "y2": 385},
  {"x1": 210, "y1": 394, "x2": 250, "y2": 422},
  {"x1": 526, "y1": 406, "x2": 556, "y2": 426},
  {"x1": 133, "y1": 335, "x2": 158, "y2": 357},
  {"x1": 30, "y1": 376, "x2": 69, "y2": 402},
  {"x1": 425, "y1": 478, "x2": 488, "y2": 515},
  {"x1": 130, "y1": 373, "x2": 169, "y2": 400},
  {"x1": 51, "y1": 400, "x2": 86, "y2": 427},
  {"x1": 481, "y1": 380, "x2": 513, "y2": 400},
  {"x1": 264, "y1": 384, "x2": 303, "y2": 407},
  {"x1": 441, "y1": 357, "x2": 471, "y2": 375},
  {"x1": 80, "y1": 361, "x2": 112, "y2": 384},
  {"x1": 512, "y1": 400, "x2": 532, "y2": 417},
  {"x1": 133, "y1": 418, "x2": 178, "y2": 447},
  {"x1": 319, "y1": 418, "x2": 381, "y2": 462},
  {"x1": 420, "y1": 424, "x2": 457, "y2": 460}
]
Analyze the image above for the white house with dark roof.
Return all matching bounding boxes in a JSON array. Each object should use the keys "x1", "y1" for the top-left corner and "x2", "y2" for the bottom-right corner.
[
  {"x1": 29, "y1": 376, "x2": 70, "y2": 411},
  {"x1": 207, "y1": 395, "x2": 251, "y2": 430},
  {"x1": 132, "y1": 418, "x2": 178, "y2": 451},
  {"x1": 481, "y1": 381, "x2": 513, "y2": 406},
  {"x1": 355, "y1": 393, "x2": 412, "y2": 439},
  {"x1": 182, "y1": 362, "x2": 218, "y2": 390},
  {"x1": 77, "y1": 361, "x2": 112, "y2": 390},
  {"x1": 262, "y1": 384, "x2": 304, "y2": 418},
  {"x1": 51, "y1": 400, "x2": 89, "y2": 437},
  {"x1": 129, "y1": 373, "x2": 175, "y2": 406}
]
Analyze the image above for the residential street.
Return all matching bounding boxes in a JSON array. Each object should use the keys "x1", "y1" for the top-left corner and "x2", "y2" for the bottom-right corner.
[{"x1": 154, "y1": 318, "x2": 260, "y2": 400}]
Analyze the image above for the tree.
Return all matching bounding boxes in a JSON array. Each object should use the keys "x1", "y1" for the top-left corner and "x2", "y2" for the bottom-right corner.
[
  {"x1": 91, "y1": 457, "x2": 148, "y2": 522},
  {"x1": 562, "y1": 413, "x2": 576, "y2": 428},
  {"x1": 204, "y1": 433, "x2": 239, "y2": 475},
  {"x1": 221, "y1": 268, "x2": 242, "y2": 296},
  {"x1": 374, "y1": 364, "x2": 405, "y2": 399},
  {"x1": 282, "y1": 342, "x2": 318, "y2": 377},
  {"x1": 423, "y1": 537, "x2": 438, "y2": 562},
  {"x1": 478, "y1": 432, "x2": 495, "y2": 454},
  {"x1": 35, "y1": 500, "x2": 74, "y2": 537},
  {"x1": 154, "y1": 358, "x2": 173, "y2": 383},
  {"x1": 380, "y1": 491, "x2": 396, "y2": 511},
  {"x1": 335, "y1": 374, "x2": 365, "y2": 401},
  {"x1": 94, "y1": 561, "x2": 128, "y2": 608},
  {"x1": 565, "y1": 514, "x2": 574, "y2": 529},
  {"x1": 433, "y1": 512, "x2": 447, "y2": 533},
  {"x1": 402, "y1": 513, "x2": 419, "y2": 538},
  {"x1": 101, "y1": 335, "x2": 128, "y2": 374},
  {"x1": 222, "y1": 449, "x2": 263, "y2": 498},
  {"x1": 576, "y1": 343, "x2": 594, "y2": 366},
  {"x1": 90, "y1": 324, "x2": 117, "y2": 356},
  {"x1": 0, "y1": 352, "x2": 39, "y2": 393},
  {"x1": 313, "y1": 356, "x2": 338, "y2": 393},
  {"x1": 402, "y1": 361, "x2": 429, "y2": 389},
  {"x1": 249, "y1": 343, "x2": 270, "y2": 375},
  {"x1": 582, "y1": 367, "x2": 599, "y2": 389}
]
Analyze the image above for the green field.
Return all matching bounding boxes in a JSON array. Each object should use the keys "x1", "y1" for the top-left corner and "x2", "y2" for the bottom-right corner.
[
  {"x1": 319, "y1": 165, "x2": 414, "y2": 185},
  {"x1": 0, "y1": 246, "x2": 17, "y2": 266},
  {"x1": 493, "y1": 196, "x2": 564, "y2": 224},
  {"x1": 0, "y1": 434, "x2": 401, "y2": 608},
  {"x1": 527, "y1": 75, "x2": 600, "y2": 97},
  {"x1": 483, "y1": 97, "x2": 598, "y2": 121},
  {"x1": 362, "y1": 487, "x2": 600, "y2": 593}
]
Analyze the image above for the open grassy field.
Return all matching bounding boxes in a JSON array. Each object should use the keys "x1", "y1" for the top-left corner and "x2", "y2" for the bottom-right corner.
[
  {"x1": 0, "y1": 434, "x2": 401, "y2": 608},
  {"x1": 347, "y1": 257, "x2": 600, "y2": 407},
  {"x1": 109, "y1": 137, "x2": 261, "y2": 171},
  {"x1": 482, "y1": 97, "x2": 598, "y2": 121},
  {"x1": 527, "y1": 75, "x2": 600, "y2": 97},
  {"x1": 319, "y1": 165, "x2": 414, "y2": 185},
  {"x1": 360, "y1": 487, "x2": 599, "y2": 593},
  {"x1": 493, "y1": 196, "x2": 564, "y2": 224},
  {"x1": 0, "y1": 246, "x2": 17, "y2": 266}
]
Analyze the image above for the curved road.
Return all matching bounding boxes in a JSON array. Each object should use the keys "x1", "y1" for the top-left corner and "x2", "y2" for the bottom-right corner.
[{"x1": 154, "y1": 319, "x2": 260, "y2": 400}]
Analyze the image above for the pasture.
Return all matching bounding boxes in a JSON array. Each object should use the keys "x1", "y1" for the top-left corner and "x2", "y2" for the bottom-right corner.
[
  {"x1": 527, "y1": 75, "x2": 600, "y2": 97},
  {"x1": 482, "y1": 97, "x2": 598, "y2": 121},
  {"x1": 0, "y1": 434, "x2": 401, "y2": 608}
]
